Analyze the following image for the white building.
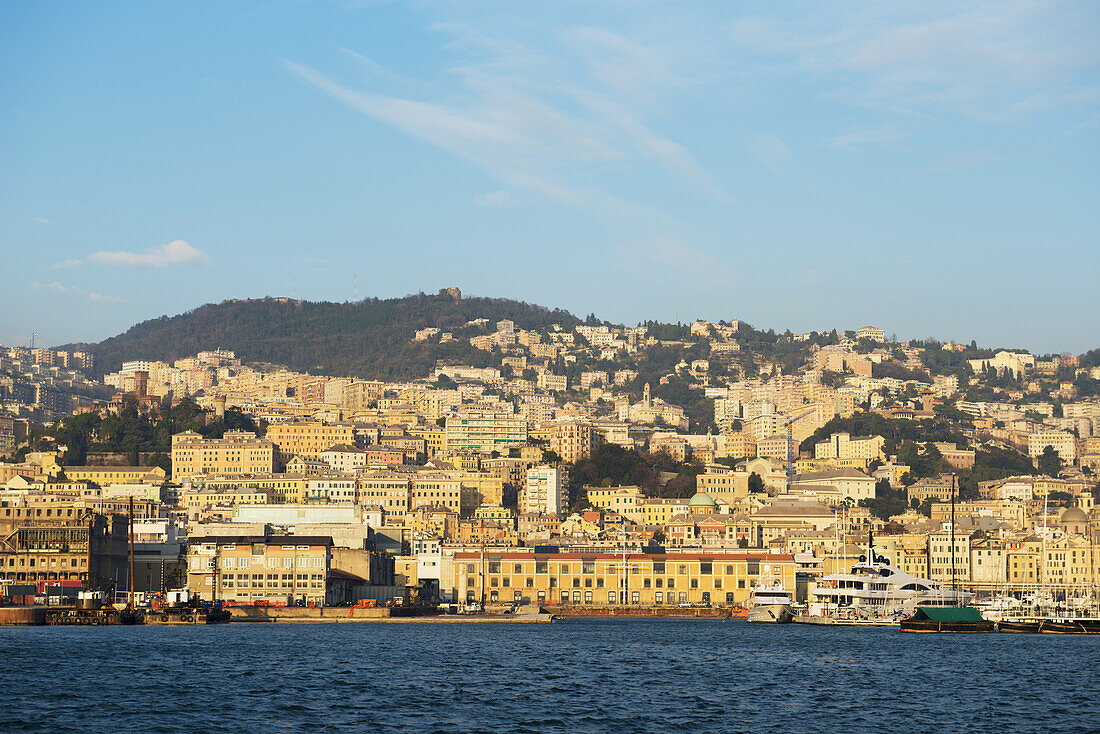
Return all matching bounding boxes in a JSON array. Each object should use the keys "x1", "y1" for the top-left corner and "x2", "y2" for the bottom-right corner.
[{"x1": 522, "y1": 465, "x2": 566, "y2": 518}]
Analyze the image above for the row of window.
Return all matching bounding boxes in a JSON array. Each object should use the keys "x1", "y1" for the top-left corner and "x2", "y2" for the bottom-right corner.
[
  {"x1": 469, "y1": 575, "x2": 749, "y2": 591},
  {"x1": 476, "y1": 561, "x2": 758, "y2": 576}
]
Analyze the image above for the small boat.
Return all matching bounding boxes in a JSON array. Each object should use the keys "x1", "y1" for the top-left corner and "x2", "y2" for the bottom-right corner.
[{"x1": 900, "y1": 606, "x2": 994, "y2": 633}]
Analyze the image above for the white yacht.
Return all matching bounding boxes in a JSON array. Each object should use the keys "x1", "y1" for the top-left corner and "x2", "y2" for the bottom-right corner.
[
  {"x1": 747, "y1": 567, "x2": 793, "y2": 623},
  {"x1": 808, "y1": 544, "x2": 970, "y2": 621}
]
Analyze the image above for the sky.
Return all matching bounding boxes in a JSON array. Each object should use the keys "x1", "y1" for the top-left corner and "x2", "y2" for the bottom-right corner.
[{"x1": 2, "y1": 1, "x2": 1098, "y2": 354}]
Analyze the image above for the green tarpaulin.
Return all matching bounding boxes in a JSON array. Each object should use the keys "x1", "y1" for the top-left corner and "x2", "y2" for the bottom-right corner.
[{"x1": 911, "y1": 606, "x2": 986, "y2": 622}]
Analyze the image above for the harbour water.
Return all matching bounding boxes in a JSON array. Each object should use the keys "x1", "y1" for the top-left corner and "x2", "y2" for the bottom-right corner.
[{"x1": 2, "y1": 619, "x2": 1097, "y2": 733}]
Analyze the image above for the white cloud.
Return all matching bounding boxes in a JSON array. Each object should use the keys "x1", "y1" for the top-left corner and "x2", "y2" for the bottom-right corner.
[
  {"x1": 32, "y1": 281, "x2": 81, "y2": 294},
  {"x1": 88, "y1": 292, "x2": 124, "y2": 303},
  {"x1": 828, "y1": 126, "x2": 910, "y2": 152},
  {"x1": 750, "y1": 133, "x2": 793, "y2": 175},
  {"x1": 731, "y1": 4, "x2": 1100, "y2": 123},
  {"x1": 286, "y1": 23, "x2": 729, "y2": 219},
  {"x1": 86, "y1": 240, "x2": 209, "y2": 268},
  {"x1": 33, "y1": 217, "x2": 49, "y2": 224},
  {"x1": 474, "y1": 191, "x2": 512, "y2": 206},
  {"x1": 52, "y1": 259, "x2": 83, "y2": 269}
]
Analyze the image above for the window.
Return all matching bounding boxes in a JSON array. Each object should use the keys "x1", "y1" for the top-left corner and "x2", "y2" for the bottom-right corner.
[
  {"x1": 747, "y1": 562, "x2": 759, "y2": 575},
  {"x1": 537, "y1": 591, "x2": 546, "y2": 602},
  {"x1": 488, "y1": 561, "x2": 501, "y2": 574},
  {"x1": 691, "y1": 579, "x2": 699, "y2": 589},
  {"x1": 582, "y1": 561, "x2": 595, "y2": 574},
  {"x1": 714, "y1": 578, "x2": 722, "y2": 589},
  {"x1": 655, "y1": 578, "x2": 663, "y2": 588},
  {"x1": 726, "y1": 592, "x2": 735, "y2": 604},
  {"x1": 490, "y1": 590, "x2": 498, "y2": 602},
  {"x1": 584, "y1": 591, "x2": 593, "y2": 604},
  {"x1": 655, "y1": 591, "x2": 663, "y2": 604},
  {"x1": 631, "y1": 591, "x2": 639, "y2": 604},
  {"x1": 700, "y1": 562, "x2": 712, "y2": 575},
  {"x1": 643, "y1": 578, "x2": 651, "y2": 588},
  {"x1": 467, "y1": 578, "x2": 475, "y2": 588},
  {"x1": 608, "y1": 591, "x2": 617, "y2": 604},
  {"x1": 502, "y1": 578, "x2": 510, "y2": 587},
  {"x1": 467, "y1": 564, "x2": 476, "y2": 573},
  {"x1": 572, "y1": 578, "x2": 580, "y2": 588},
  {"x1": 561, "y1": 592, "x2": 569, "y2": 604},
  {"x1": 726, "y1": 565, "x2": 734, "y2": 575},
  {"x1": 526, "y1": 577, "x2": 534, "y2": 588},
  {"x1": 572, "y1": 591, "x2": 581, "y2": 603},
  {"x1": 514, "y1": 564, "x2": 522, "y2": 573},
  {"x1": 679, "y1": 592, "x2": 688, "y2": 603},
  {"x1": 535, "y1": 561, "x2": 548, "y2": 574},
  {"x1": 584, "y1": 578, "x2": 592, "y2": 588},
  {"x1": 738, "y1": 579, "x2": 746, "y2": 589},
  {"x1": 679, "y1": 565, "x2": 687, "y2": 575},
  {"x1": 596, "y1": 578, "x2": 604, "y2": 588},
  {"x1": 667, "y1": 578, "x2": 675, "y2": 589}
]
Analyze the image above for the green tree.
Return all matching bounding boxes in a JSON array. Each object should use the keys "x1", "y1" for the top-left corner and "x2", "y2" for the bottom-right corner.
[
  {"x1": 1037, "y1": 446, "x2": 1062, "y2": 477},
  {"x1": 747, "y1": 472, "x2": 764, "y2": 493}
]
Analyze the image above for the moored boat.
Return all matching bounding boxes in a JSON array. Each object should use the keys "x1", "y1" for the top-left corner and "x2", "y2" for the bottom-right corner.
[{"x1": 900, "y1": 606, "x2": 995, "y2": 633}]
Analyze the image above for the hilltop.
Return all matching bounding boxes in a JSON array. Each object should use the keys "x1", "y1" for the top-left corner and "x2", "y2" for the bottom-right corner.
[{"x1": 59, "y1": 292, "x2": 581, "y2": 380}]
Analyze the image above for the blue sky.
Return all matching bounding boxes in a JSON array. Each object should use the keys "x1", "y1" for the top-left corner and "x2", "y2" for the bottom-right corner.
[{"x1": 2, "y1": 1, "x2": 1098, "y2": 354}]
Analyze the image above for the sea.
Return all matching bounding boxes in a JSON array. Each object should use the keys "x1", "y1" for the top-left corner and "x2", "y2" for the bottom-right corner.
[{"x1": 1, "y1": 619, "x2": 1097, "y2": 733}]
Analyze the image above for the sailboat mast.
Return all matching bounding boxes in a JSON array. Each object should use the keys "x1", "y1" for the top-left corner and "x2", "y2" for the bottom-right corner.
[
  {"x1": 950, "y1": 474, "x2": 956, "y2": 597},
  {"x1": 128, "y1": 496, "x2": 135, "y2": 608}
]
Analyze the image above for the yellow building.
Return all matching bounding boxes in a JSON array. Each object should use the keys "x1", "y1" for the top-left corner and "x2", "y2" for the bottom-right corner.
[
  {"x1": 265, "y1": 421, "x2": 356, "y2": 461},
  {"x1": 62, "y1": 465, "x2": 166, "y2": 486},
  {"x1": 170, "y1": 430, "x2": 276, "y2": 483},
  {"x1": 453, "y1": 549, "x2": 796, "y2": 607},
  {"x1": 180, "y1": 487, "x2": 275, "y2": 508},
  {"x1": 194, "y1": 474, "x2": 307, "y2": 504}
]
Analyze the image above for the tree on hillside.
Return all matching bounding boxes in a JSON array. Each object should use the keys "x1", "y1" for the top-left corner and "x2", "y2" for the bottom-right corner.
[{"x1": 1037, "y1": 446, "x2": 1062, "y2": 477}]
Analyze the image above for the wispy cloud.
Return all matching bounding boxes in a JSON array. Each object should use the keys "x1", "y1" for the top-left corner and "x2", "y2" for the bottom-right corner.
[
  {"x1": 33, "y1": 217, "x2": 49, "y2": 224},
  {"x1": 731, "y1": 4, "x2": 1100, "y2": 125},
  {"x1": 750, "y1": 133, "x2": 793, "y2": 176},
  {"x1": 31, "y1": 281, "x2": 124, "y2": 303},
  {"x1": 32, "y1": 281, "x2": 80, "y2": 293},
  {"x1": 286, "y1": 23, "x2": 729, "y2": 220},
  {"x1": 59, "y1": 240, "x2": 209, "y2": 268},
  {"x1": 828, "y1": 126, "x2": 910, "y2": 152},
  {"x1": 620, "y1": 236, "x2": 733, "y2": 287},
  {"x1": 87, "y1": 292, "x2": 125, "y2": 303},
  {"x1": 475, "y1": 191, "x2": 512, "y2": 207}
]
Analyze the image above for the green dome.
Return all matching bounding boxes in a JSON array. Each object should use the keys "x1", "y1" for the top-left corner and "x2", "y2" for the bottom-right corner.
[{"x1": 688, "y1": 491, "x2": 717, "y2": 507}]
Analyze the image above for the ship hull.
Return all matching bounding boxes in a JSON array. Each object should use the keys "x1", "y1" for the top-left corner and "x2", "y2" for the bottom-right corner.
[{"x1": 747, "y1": 604, "x2": 792, "y2": 624}]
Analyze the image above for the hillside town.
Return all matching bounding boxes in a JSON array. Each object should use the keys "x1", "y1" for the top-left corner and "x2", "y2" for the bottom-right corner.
[{"x1": 2, "y1": 299, "x2": 1099, "y2": 611}]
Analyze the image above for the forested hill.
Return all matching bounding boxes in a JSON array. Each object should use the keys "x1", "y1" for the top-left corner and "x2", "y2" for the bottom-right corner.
[{"x1": 60, "y1": 293, "x2": 581, "y2": 380}]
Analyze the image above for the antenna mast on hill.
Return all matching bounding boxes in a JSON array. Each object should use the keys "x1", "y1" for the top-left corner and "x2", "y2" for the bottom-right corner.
[
  {"x1": 353, "y1": 273, "x2": 358, "y2": 303},
  {"x1": 291, "y1": 277, "x2": 296, "y2": 302}
]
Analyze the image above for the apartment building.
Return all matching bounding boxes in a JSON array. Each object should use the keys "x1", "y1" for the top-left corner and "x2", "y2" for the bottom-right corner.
[
  {"x1": 266, "y1": 422, "x2": 356, "y2": 461},
  {"x1": 813, "y1": 432, "x2": 886, "y2": 462},
  {"x1": 522, "y1": 466, "x2": 566, "y2": 518},
  {"x1": 170, "y1": 430, "x2": 276, "y2": 483},
  {"x1": 445, "y1": 410, "x2": 528, "y2": 453},
  {"x1": 550, "y1": 421, "x2": 592, "y2": 465}
]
